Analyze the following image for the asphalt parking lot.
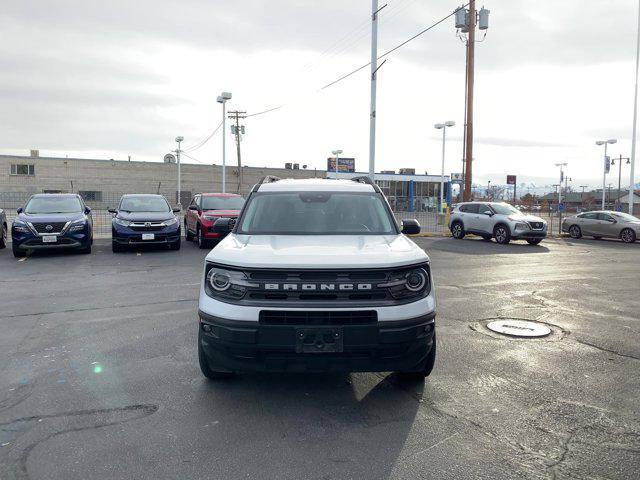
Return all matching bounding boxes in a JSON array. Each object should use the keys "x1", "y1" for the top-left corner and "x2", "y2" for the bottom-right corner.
[{"x1": 1, "y1": 236, "x2": 639, "y2": 480}]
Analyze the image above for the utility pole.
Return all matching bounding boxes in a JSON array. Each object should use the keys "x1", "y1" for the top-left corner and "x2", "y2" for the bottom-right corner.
[
  {"x1": 369, "y1": 0, "x2": 386, "y2": 180},
  {"x1": 175, "y1": 136, "x2": 184, "y2": 207},
  {"x1": 487, "y1": 180, "x2": 491, "y2": 200},
  {"x1": 228, "y1": 110, "x2": 246, "y2": 193},
  {"x1": 612, "y1": 155, "x2": 630, "y2": 210},
  {"x1": 464, "y1": 0, "x2": 476, "y2": 201},
  {"x1": 630, "y1": 0, "x2": 640, "y2": 214},
  {"x1": 579, "y1": 185, "x2": 588, "y2": 209}
]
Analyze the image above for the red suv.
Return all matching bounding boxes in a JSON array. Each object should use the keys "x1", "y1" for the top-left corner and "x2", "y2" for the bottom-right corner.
[{"x1": 185, "y1": 193, "x2": 245, "y2": 248}]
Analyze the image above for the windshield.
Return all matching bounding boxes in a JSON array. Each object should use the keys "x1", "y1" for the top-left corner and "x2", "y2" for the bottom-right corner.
[
  {"x1": 491, "y1": 203, "x2": 520, "y2": 215},
  {"x1": 612, "y1": 212, "x2": 639, "y2": 222},
  {"x1": 120, "y1": 196, "x2": 170, "y2": 213},
  {"x1": 238, "y1": 192, "x2": 397, "y2": 235},
  {"x1": 202, "y1": 196, "x2": 245, "y2": 210},
  {"x1": 25, "y1": 197, "x2": 82, "y2": 214}
]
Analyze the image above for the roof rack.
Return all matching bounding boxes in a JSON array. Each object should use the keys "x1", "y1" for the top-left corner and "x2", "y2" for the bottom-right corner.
[
  {"x1": 252, "y1": 175, "x2": 281, "y2": 192},
  {"x1": 350, "y1": 175, "x2": 382, "y2": 193}
]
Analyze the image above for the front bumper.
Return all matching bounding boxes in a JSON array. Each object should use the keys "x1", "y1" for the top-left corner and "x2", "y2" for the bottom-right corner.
[
  {"x1": 512, "y1": 226, "x2": 547, "y2": 240},
  {"x1": 112, "y1": 224, "x2": 180, "y2": 245},
  {"x1": 198, "y1": 310, "x2": 435, "y2": 373},
  {"x1": 12, "y1": 229, "x2": 90, "y2": 251}
]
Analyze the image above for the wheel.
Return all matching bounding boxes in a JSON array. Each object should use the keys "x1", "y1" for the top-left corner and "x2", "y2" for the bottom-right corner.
[
  {"x1": 481, "y1": 235, "x2": 492, "y2": 241},
  {"x1": 198, "y1": 330, "x2": 234, "y2": 380},
  {"x1": 169, "y1": 238, "x2": 181, "y2": 250},
  {"x1": 620, "y1": 228, "x2": 636, "y2": 244},
  {"x1": 185, "y1": 221, "x2": 194, "y2": 241},
  {"x1": 526, "y1": 238, "x2": 543, "y2": 245},
  {"x1": 197, "y1": 225, "x2": 209, "y2": 250},
  {"x1": 451, "y1": 221, "x2": 465, "y2": 239},
  {"x1": 12, "y1": 244, "x2": 25, "y2": 258},
  {"x1": 112, "y1": 241, "x2": 124, "y2": 253},
  {"x1": 568, "y1": 225, "x2": 582, "y2": 239},
  {"x1": 0, "y1": 223, "x2": 6, "y2": 249},
  {"x1": 78, "y1": 242, "x2": 92, "y2": 254},
  {"x1": 494, "y1": 224, "x2": 511, "y2": 245},
  {"x1": 397, "y1": 333, "x2": 436, "y2": 379}
]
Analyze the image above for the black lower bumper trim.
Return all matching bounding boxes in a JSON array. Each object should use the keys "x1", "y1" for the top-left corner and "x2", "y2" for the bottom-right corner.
[{"x1": 198, "y1": 310, "x2": 435, "y2": 373}]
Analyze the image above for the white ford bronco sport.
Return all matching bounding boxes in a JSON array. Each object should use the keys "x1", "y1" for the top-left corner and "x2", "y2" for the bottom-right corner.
[{"x1": 197, "y1": 176, "x2": 436, "y2": 379}]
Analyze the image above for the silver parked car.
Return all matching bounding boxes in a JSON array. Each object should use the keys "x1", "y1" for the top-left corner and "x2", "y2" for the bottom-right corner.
[
  {"x1": 449, "y1": 202, "x2": 548, "y2": 245},
  {"x1": 562, "y1": 211, "x2": 639, "y2": 243}
]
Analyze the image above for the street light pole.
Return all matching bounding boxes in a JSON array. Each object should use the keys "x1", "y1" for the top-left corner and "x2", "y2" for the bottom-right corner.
[
  {"x1": 596, "y1": 139, "x2": 617, "y2": 209},
  {"x1": 217, "y1": 92, "x2": 232, "y2": 193},
  {"x1": 175, "y1": 136, "x2": 184, "y2": 207},
  {"x1": 630, "y1": 0, "x2": 640, "y2": 214},
  {"x1": 435, "y1": 121, "x2": 455, "y2": 214},
  {"x1": 487, "y1": 180, "x2": 491, "y2": 200},
  {"x1": 331, "y1": 149, "x2": 343, "y2": 177},
  {"x1": 368, "y1": 0, "x2": 381, "y2": 180}
]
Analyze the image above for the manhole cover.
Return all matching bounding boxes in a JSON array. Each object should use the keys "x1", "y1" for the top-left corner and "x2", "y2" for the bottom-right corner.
[{"x1": 486, "y1": 319, "x2": 551, "y2": 338}]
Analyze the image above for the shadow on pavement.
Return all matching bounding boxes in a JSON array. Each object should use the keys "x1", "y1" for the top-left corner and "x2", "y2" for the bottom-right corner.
[{"x1": 423, "y1": 237, "x2": 550, "y2": 255}]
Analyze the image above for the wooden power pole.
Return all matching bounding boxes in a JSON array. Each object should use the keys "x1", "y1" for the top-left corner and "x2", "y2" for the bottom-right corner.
[
  {"x1": 227, "y1": 110, "x2": 246, "y2": 193},
  {"x1": 463, "y1": 0, "x2": 476, "y2": 201}
]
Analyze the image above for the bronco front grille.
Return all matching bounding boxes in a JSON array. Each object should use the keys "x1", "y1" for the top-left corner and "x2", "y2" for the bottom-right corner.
[{"x1": 259, "y1": 310, "x2": 377, "y2": 326}]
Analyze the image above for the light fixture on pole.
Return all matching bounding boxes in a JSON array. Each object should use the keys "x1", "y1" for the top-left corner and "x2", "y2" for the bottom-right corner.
[
  {"x1": 611, "y1": 155, "x2": 631, "y2": 209},
  {"x1": 595, "y1": 139, "x2": 617, "y2": 209},
  {"x1": 434, "y1": 121, "x2": 455, "y2": 213},
  {"x1": 331, "y1": 149, "x2": 343, "y2": 176},
  {"x1": 217, "y1": 92, "x2": 232, "y2": 193},
  {"x1": 175, "y1": 136, "x2": 184, "y2": 208}
]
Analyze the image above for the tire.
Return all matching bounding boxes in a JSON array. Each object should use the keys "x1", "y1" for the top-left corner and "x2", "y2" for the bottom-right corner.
[
  {"x1": 78, "y1": 241, "x2": 92, "y2": 254},
  {"x1": 451, "y1": 221, "x2": 465, "y2": 239},
  {"x1": 568, "y1": 225, "x2": 582, "y2": 239},
  {"x1": 620, "y1": 228, "x2": 636, "y2": 244},
  {"x1": 169, "y1": 238, "x2": 181, "y2": 251},
  {"x1": 526, "y1": 238, "x2": 543, "y2": 245},
  {"x1": 198, "y1": 330, "x2": 234, "y2": 380},
  {"x1": 112, "y1": 241, "x2": 124, "y2": 253},
  {"x1": 398, "y1": 333, "x2": 436, "y2": 379},
  {"x1": 185, "y1": 221, "x2": 194, "y2": 241},
  {"x1": 0, "y1": 223, "x2": 6, "y2": 249},
  {"x1": 197, "y1": 225, "x2": 208, "y2": 250},
  {"x1": 494, "y1": 224, "x2": 511, "y2": 245},
  {"x1": 12, "y1": 243, "x2": 25, "y2": 258}
]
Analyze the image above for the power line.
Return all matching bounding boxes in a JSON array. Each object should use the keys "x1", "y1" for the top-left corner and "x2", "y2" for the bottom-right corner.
[
  {"x1": 183, "y1": 121, "x2": 223, "y2": 152},
  {"x1": 179, "y1": 151, "x2": 206, "y2": 164},
  {"x1": 320, "y1": 4, "x2": 468, "y2": 90}
]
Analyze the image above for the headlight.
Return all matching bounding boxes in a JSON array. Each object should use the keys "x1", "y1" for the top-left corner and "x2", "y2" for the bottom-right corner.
[
  {"x1": 380, "y1": 266, "x2": 431, "y2": 300},
  {"x1": 164, "y1": 217, "x2": 178, "y2": 227},
  {"x1": 69, "y1": 218, "x2": 87, "y2": 232},
  {"x1": 205, "y1": 266, "x2": 258, "y2": 300},
  {"x1": 114, "y1": 218, "x2": 131, "y2": 227},
  {"x1": 13, "y1": 221, "x2": 29, "y2": 233},
  {"x1": 514, "y1": 222, "x2": 530, "y2": 230},
  {"x1": 203, "y1": 215, "x2": 217, "y2": 222}
]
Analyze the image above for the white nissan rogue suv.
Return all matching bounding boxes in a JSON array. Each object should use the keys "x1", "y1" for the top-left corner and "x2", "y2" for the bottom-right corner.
[{"x1": 197, "y1": 176, "x2": 436, "y2": 379}]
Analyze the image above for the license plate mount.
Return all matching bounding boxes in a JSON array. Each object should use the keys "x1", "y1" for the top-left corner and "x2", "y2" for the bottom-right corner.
[
  {"x1": 295, "y1": 328, "x2": 344, "y2": 354},
  {"x1": 142, "y1": 233, "x2": 155, "y2": 241}
]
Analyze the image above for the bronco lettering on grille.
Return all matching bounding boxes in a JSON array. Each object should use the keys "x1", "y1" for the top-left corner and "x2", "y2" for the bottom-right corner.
[{"x1": 262, "y1": 283, "x2": 373, "y2": 291}]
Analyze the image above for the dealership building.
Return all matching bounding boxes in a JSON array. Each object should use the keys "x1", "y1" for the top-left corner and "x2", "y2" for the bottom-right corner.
[{"x1": 0, "y1": 153, "x2": 450, "y2": 212}]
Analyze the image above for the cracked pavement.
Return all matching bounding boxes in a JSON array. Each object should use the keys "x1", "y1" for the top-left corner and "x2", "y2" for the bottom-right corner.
[{"x1": 0, "y1": 236, "x2": 639, "y2": 479}]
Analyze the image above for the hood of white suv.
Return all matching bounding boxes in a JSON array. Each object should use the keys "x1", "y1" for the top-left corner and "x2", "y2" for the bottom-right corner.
[
  {"x1": 507, "y1": 213, "x2": 546, "y2": 223},
  {"x1": 206, "y1": 234, "x2": 429, "y2": 269}
]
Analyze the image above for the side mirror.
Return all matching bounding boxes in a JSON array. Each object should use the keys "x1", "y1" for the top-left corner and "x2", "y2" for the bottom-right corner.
[
  {"x1": 401, "y1": 218, "x2": 421, "y2": 235},
  {"x1": 483, "y1": 210, "x2": 493, "y2": 216},
  {"x1": 16, "y1": 207, "x2": 23, "y2": 214},
  {"x1": 213, "y1": 217, "x2": 234, "y2": 234},
  {"x1": 84, "y1": 206, "x2": 92, "y2": 214},
  {"x1": 173, "y1": 207, "x2": 181, "y2": 213},
  {"x1": 108, "y1": 208, "x2": 117, "y2": 214},
  {"x1": 188, "y1": 205, "x2": 199, "y2": 211}
]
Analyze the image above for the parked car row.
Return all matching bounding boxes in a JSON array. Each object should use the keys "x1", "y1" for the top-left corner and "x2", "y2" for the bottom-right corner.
[{"x1": 6, "y1": 192, "x2": 245, "y2": 257}]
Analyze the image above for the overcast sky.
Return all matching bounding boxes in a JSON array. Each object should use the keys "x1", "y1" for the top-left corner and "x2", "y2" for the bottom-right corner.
[{"x1": 1, "y1": 0, "x2": 639, "y2": 191}]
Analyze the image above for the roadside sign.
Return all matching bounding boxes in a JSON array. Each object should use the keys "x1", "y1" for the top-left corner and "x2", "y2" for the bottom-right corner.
[
  {"x1": 559, "y1": 202, "x2": 566, "y2": 213},
  {"x1": 506, "y1": 175, "x2": 516, "y2": 185},
  {"x1": 605, "y1": 156, "x2": 611, "y2": 174},
  {"x1": 450, "y1": 172, "x2": 464, "y2": 184}
]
